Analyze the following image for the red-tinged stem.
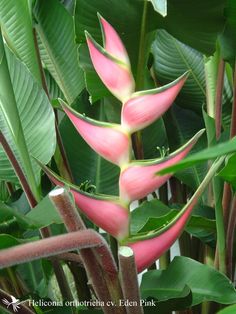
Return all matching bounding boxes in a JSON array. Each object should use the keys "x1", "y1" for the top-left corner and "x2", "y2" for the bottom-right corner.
[
  {"x1": 223, "y1": 62, "x2": 236, "y2": 227},
  {"x1": 51, "y1": 252, "x2": 83, "y2": 266},
  {"x1": 215, "y1": 59, "x2": 225, "y2": 140},
  {"x1": 226, "y1": 197, "x2": 236, "y2": 279},
  {"x1": 0, "y1": 151, "x2": 68, "y2": 297},
  {"x1": 33, "y1": 28, "x2": 73, "y2": 183},
  {"x1": 118, "y1": 247, "x2": 143, "y2": 314},
  {"x1": 0, "y1": 289, "x2": 35, "y2": 314},
  {"x1": 230, "y1": 62, "x2": 236, "y2": 138},
  {"x1": 49, "y1": 189, "x2": 125, "y2": 314},
  {"x1": 0, "y1": 230, "x2": 112, "y2": 269},
  {"x1": 0, "y1": 131, "x2": 37, "y2": 208}
]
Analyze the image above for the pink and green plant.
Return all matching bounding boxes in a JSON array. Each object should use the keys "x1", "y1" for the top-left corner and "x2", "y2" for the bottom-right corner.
[{"x1": 44, "y1": 16, "x2": 205, "y2": 272}]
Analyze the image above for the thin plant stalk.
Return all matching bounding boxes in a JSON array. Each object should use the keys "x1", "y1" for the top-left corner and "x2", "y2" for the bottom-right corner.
[
  {"x1": 0, "y1": 131, "x2": 37, "y2": 208},
  {"x1": 118, "y1": 246, "x2": 144, "y2": 314},
  {"x1": 223, "y1": 62, "x2": 236, "y2": 227},
  {"x1": 226, "y1": 197, "x2": 236, "y2": 279}
]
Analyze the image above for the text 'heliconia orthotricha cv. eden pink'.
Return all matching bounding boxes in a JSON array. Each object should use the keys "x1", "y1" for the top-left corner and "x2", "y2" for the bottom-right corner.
[{"x1": 45, "y1": 14, "x2": 204, "y2": 272}]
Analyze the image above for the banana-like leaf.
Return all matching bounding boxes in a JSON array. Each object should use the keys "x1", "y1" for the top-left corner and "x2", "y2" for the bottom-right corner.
[
  {"x1": 0, "y1": 0, "x2": 41, "y2": 82},
  {"x1": 152, "y1": 30, "x2": 233, "y2": 126},
  {"x1": 34, "y1": 0, "x2": 84, "y2": 104},
  {"x1": 0, "y1": 41, "x2": 56, "y2": 195}
]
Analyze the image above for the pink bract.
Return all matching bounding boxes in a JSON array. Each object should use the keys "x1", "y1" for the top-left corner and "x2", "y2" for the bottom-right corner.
[
  {"x1": 98, "y1": 14, "x2": 130, "y2": 67},
  {"x1": 45, "y1": 167, "x2": 129, "y2": 240},
  {"x1": 119, "y1": 130, "x2": 203, "y2": 202},
  {"x1": 86, "y1": 34, "x2": 134, "y2": 102},
  {"x1": 129, "y1": 202, "x2": 194, "y2": 272},
  {"x1": 61, "y1": 101, "x2": 131, "y2": 167},
  {"x1": 121, "y1": 73, "x2": 188, "y2": 132}
]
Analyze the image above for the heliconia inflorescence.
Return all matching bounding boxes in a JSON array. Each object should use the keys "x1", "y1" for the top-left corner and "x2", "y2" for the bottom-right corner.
[{"x1": 45, "y1": 15, "x2": 204, "y2": 272}]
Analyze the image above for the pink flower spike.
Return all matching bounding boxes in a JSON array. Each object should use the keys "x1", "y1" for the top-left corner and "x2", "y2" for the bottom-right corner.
[
  {"x1": 98, "y1": 13, "x2": 130, "y2": 67},
  {"x1": 129, "y1": 202, "x2": 194, "y2": 273},
  {"x1": 43, "y1": 165, "x2": 129, "y2": 240},
  {"x1": 85, "y1": 32, "x2": 135, "y2": 102},
  {"x1": 119, "y1": 130, "x2": 204, "y2": 202},
  {"x1": 121, "y1": 72, "x2": 189, "y2": 132},
  {"x1": 60, "y1": 99, "x2": 131, "y2": 167}
]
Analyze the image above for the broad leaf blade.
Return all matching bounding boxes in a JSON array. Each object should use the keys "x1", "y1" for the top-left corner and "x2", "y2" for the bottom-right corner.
[
  {"x1": 34, "y1": 0, "x2": 84, "y2": 104},
  {"x1": 141, "y1": 256, "x2": 236, "y2": 306},
  {"x1": 0, "y1": 0, "x2": 41, "y2": 82},
  {"x1": 0, "y1": 43, "x2": 56, "y2": 190}
]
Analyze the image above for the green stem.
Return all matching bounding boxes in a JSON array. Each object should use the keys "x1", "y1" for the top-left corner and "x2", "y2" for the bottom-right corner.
[
  {"x1": 213, "y1": 176, "x2": 226, "y2": 274},
  {"x1": 130, "y1": 0, "x2": 148, "y2": 163},
  {"x1": 136, "y1": 0, "x2": 148, "y2": 90}
]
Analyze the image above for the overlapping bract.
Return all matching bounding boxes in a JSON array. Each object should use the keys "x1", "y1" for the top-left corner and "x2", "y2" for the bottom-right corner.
[{"x1": 46, "y1": 16, "x2": 204, "y2": 272}]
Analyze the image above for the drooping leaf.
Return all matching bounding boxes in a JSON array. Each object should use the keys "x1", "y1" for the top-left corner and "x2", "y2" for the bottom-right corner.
[
  {"x1": 26, "y1": 193, "x2": 62, "y2": 228},
  {"x1": 0, "y1": 40, "x2": 56, "y2": 197},
  {"x1": 141, "y1": 256, "x2": 236, "y2": 306},
  {"x1": 0, "y1": 201, "x2": 40, "y2": 229},
  {"x1": 0, "y1": 0, "x2": 41, "y2": 82},
  {"x1": 34, "y1": 0, "x2": 84, "y2": 104}
]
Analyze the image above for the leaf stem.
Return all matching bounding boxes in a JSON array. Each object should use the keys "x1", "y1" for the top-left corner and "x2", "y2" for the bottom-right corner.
[{"x1": 226, "y1": 197, "x2": 236, "y2": 279}]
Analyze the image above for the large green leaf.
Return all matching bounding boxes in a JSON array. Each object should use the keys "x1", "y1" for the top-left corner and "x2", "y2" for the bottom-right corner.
[
  {"x1": 131, "y1": 200, "x2": 216, "y2": 244},
  {"x1": 34, "y1": 0, "x2": 84, "y2": 104},
  {"x1": 152, "y1": 30, "x2": 206, "y2": 113},
  {"x1": 59, "y1": 93, "x2": 120, "y2": 195},
  {"x1": 156, "y1": 0, "x2": 226, "y2": 55},
  {"x1": 141, "y1": 256, "x2": 236, "y2": 306},
  {"x1": 0, "y1": 0, "x2": 41, "y2": 82},
  {"x1": 152, "y1": 29, "x2": 233, "y2": 124},
  {"x1": 163, "y1": 105, "x2": 207, "y2": 191},
  {"x1": 0, "y1": 39, "x2": 56, "y2": 197},
  {"x1": 218, "y1": 304, "x2": 236, "y2": 314},
  {"x1": 218, "y1": 0, "x2": 236, "y2": 62}
]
